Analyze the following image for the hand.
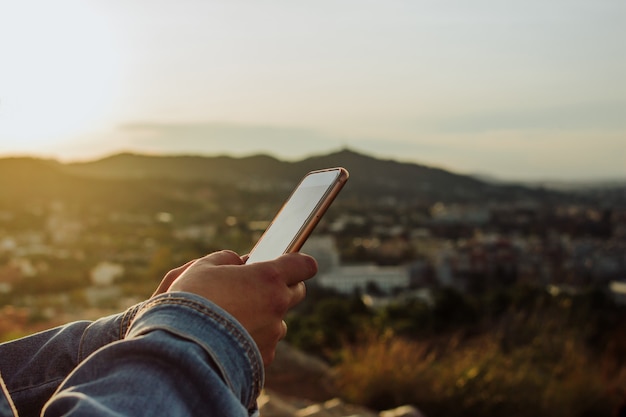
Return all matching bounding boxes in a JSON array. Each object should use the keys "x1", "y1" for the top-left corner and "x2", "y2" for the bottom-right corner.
[
  {"x1": 152, "y1": 259, "x2": 197, "y2": 297},
  {"x1": 158, "y1": 250, "x2": 317, "y2": 365}
]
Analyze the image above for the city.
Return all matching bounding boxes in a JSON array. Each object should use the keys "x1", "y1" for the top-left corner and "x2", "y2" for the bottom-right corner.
[
  {"x1": 0, "y1": 167, "x2": 624, "y2": 328},
  {"x1": 0, "y1": 152, "x2": 624, "y2": 416}
]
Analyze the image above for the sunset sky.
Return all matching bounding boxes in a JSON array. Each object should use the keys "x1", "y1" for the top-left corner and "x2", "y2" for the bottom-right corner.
[{"x1": 0, "y1": 0, "x2": 624, "y2": 181}]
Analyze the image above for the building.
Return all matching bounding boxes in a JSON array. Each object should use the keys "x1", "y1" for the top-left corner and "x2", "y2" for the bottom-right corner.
[{"x1": 317, "y1": 264, "x2": 409, "y2": 295}]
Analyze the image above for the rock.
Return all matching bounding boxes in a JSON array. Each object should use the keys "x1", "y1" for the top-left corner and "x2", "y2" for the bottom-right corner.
[
  {"x1": 259, "y1": 390, "x2": 424, "y2": 417},
  {"x1": 265, "y1": 342, "x2": 337, "y2": 401},
  {"x1": 259, "y1": 391, "x2": 377, "y2": 417},
  {"x1": 380, "y1": 405, "x2": 426, "y2": 417},
  {"x1": 294, "y1": 398, "x2": 379, "y2": 417},
  {"x1": 260, "y1": 342, "x2": 426, "y2": 417},
  {"x1": 257, "y1": 390, "x2": 301, "y2": 417}
]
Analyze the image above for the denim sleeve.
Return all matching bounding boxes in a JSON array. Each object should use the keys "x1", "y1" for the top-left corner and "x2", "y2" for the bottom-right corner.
[
  {"x1": 0, "y1": 303, "x2": 140, "y2": 417},
  {"x1": 0, "y1": 377, "x2": 17, "y2": 417},
  {"x1": 42, "y1": 292, "x2": 264, "y2": 417}
]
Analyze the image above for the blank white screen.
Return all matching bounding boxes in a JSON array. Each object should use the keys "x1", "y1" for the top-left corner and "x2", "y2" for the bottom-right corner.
[{"x1": 246, "y1": 170, "x2": 339, "y2": 263}]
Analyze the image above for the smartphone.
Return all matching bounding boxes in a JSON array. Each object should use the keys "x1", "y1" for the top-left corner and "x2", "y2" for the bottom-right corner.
[{"x1": 245, "y1": 167, "x2": 349, "y2": 264}]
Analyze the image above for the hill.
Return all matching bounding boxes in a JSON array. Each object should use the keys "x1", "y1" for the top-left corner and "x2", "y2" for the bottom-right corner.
[
  {"x1": 64, "y1": 152, "x2": 291, "y2": 182},
  {"x1": 0, "y1": 156, "x2": 201, "y2": 213},
  {"x1": 59, "y1": 148, "x2": 574, "y2": 205},
  {"x1": 1, "y1": 149, "x2": 614, "y2": 210}
]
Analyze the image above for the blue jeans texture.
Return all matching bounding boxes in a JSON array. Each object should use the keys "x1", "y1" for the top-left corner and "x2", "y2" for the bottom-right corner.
[{"x1": 0, "y1": 292, "x2": 263, "y2": 417}]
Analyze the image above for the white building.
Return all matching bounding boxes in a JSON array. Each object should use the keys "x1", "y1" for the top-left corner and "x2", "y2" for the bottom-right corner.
[
  {"x1": 317, "y1": 264, "x2": 409, "y2": 295},
  {"x1": 90, "y1": 262, "x2": 125, "y2": 286},
  {"x1": 302, "y1": 236, "x2": 341, "y2": 274}
]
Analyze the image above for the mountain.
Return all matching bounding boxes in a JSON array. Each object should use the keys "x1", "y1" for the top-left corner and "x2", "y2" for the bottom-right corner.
[
  {"x1": 0, "y1": 149, "x2": 607, "y2": 209},
  {"x1": 472, "y1": 172, "x2": 626, "y2": 191},
  {"x1": 0, "y1": 156, "x2": 199, "y2": 212},
  {"x1": 59, "y1": 148, "x2": 571, "y2": 204},
  {"x1": 64, "y1": 152, "x2": 292, "y2": 182}
]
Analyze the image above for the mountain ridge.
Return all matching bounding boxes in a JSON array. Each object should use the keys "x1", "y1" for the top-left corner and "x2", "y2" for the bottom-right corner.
[
  {"x1": 1, "y1": 149, "x2": 621, "y2": 207},
  {"x1": 60, "y1": 148, "x2": 515, "y2": 203}
]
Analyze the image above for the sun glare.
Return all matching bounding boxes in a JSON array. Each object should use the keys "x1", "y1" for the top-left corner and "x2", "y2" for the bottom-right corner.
[{"x1": 0, "y1": 1, "x2": 123, "y2": 153}]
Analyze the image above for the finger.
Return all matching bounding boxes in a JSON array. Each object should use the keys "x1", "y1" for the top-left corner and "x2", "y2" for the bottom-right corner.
[
  {"x1": 152, "y1": 259, "x2": 197, "y2": 296},
  {"x1": 169, "y1": 259, "x2": 197, "y2": 278},
  {"x1": 258, "y1": 253, "x2": 318, "y2": 287},
  {"x1": 198, "y1": 250, "x2": 244, "y2": 266},
  {"x1": 287, "y1": 281, "x2": 307, "y2": 309},
  {"x1": 280, "y1": 253, "x2": 318, "y2": 286},
  {"x1": 280, "y1": 320, "x2": 288, "y2": 340}
]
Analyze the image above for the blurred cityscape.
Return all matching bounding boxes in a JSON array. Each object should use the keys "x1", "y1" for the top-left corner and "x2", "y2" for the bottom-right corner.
[
  {"x1": 0, "y1": 154, "x2": 624, "y2": 336},
  {"x1": 309, "y1": 200, "x2": 625, "y2": 301},
  {"x1": 1, "y1": 151, "x2": 625, "y2": 415}
]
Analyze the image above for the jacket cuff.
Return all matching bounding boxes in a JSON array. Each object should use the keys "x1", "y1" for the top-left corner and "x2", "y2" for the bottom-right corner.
[
  {"x1": 78, "y1": 302, "x2": 143, "y2": 362},
  {"x1": 128, "y1": 292, "x2": 264, "y2": 410}
]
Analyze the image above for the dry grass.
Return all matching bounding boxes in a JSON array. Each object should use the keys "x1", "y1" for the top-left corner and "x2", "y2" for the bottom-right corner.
[{"x1": 335, "y1": 329, "x2": 626, "y2": 417}]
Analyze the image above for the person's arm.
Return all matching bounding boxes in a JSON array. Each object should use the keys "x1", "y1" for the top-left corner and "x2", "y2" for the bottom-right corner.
[
  {"x1": 43, "y1": 292, "x2": 263, "y2": 417},
  {"x1": 42, "y1": 251, "x2": 316, "y2": 416},
  {"x1": 0, "y1": 255, "x2": 200, "y2": 416},
  {"x1": 0, "y1": 304, "x2": 141, "y2": 417}
]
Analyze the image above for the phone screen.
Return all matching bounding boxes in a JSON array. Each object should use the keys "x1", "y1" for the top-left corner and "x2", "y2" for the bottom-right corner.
[{"x1": 246, "y1": 168, "x2": 347, "y2": 264}]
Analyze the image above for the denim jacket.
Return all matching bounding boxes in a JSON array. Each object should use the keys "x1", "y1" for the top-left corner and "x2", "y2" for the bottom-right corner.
[{"x1": 0, "y1": 292, "x2": 263, "y2": 417}]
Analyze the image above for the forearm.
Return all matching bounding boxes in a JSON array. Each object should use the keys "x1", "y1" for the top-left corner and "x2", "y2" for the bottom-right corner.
[
  {"x1": 0, "y1": 305, "x2": 140, "y2": 416},
  {"x1": 43, "y1": 293, "x2": 264, "y2": 417}
]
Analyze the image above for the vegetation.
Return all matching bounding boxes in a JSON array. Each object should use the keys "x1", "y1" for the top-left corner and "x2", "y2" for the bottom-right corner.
[
  {"x1": 1, "y1": 153, "x2": 624, "y2": 415},
  {"x1": 285, "y1": 285, "x2": 626, "y2": 417}
]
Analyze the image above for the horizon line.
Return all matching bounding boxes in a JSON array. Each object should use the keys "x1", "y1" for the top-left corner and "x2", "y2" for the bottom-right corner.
[{"x1": 0, "y1": 148, "x2": 624, "y2": 186}]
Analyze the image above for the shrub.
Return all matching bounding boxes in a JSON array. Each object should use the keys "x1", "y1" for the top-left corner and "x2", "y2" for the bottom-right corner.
[{"x1": 335, "y1": 330, "x2": 623, "y2": 417}]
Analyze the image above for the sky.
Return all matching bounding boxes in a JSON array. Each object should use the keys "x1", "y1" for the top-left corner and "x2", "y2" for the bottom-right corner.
[{"x1": 0, "y1": 0, "x2": 624, "y2": 181}]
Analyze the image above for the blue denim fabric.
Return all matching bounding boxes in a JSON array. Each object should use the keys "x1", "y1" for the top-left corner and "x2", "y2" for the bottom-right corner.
[
  {"x1": 0, "y1": 292, "x2": 264, "y2": 416},
  {"x1": 0, "y1": 377, "x2": 17, "y2": 417},
  {"x1": 0, "y1": 304, "x2": 140, "y2": 417}
]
